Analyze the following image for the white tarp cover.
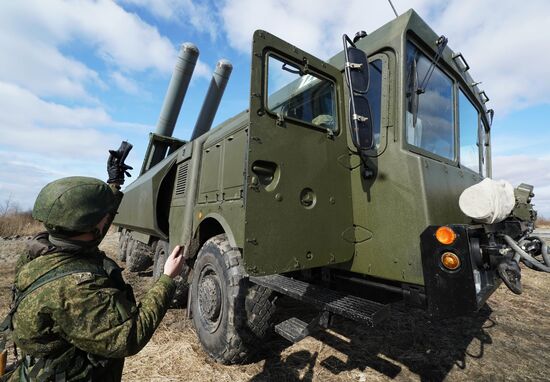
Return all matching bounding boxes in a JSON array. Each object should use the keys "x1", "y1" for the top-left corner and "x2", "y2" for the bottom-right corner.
[{"x1": 459, "y1": 178, "x2": 515, "y2": 224}]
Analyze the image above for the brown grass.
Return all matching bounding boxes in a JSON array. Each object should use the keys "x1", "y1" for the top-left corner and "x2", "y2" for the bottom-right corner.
[
  {"x1": 0, "y1": 211, "x2": 42, "y2": 237},
  {"x1": 536, "y1": 215, "x2": 550, "y2": 228}
]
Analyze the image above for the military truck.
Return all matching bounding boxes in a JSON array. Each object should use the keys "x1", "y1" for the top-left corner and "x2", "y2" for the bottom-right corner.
[{"x1": 114, "y1": 9, "x2": 549, "y2": 364}]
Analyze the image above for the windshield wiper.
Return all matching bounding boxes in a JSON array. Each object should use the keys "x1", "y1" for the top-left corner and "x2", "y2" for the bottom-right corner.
[
  {"x1": 410, "y1": 35, "x2": 448, "y2": 128},
  {"x1": 417, "y1": 35, "x2": 448, "y2": 94}
]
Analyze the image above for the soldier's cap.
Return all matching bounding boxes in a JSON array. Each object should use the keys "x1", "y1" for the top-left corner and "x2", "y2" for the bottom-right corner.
[{"x1": 33, "y1": 176, "x2": 118, "y2": 234}]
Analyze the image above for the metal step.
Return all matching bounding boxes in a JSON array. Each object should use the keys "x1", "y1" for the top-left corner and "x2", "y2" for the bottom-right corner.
[
  {"x1": 250, "y1": 274, "x2": 389, "y2": 326},
  {"x1": 275, "y1": 317, "x2": 309, "y2": 343}
]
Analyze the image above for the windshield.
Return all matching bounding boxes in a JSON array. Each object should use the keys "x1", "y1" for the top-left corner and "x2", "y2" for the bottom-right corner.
[{"x1": 406, "y1": 42, "x2": 455, "y2": 160}]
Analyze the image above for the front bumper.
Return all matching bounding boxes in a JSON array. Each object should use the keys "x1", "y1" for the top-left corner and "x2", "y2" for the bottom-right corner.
[{"x1": 420, "y1": 224, "x2": 501, "y2": 318}]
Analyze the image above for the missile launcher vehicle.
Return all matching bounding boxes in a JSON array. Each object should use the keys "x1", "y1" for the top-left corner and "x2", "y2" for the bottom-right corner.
[{"x1": 113, "y1": 9, "x2": 549, "y2": 364}]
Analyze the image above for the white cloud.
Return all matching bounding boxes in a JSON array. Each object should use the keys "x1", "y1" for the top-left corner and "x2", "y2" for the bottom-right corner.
[
  {"x1": 0, "y1": 82, "x2": 148, "y2": 210},
  {"x1": 194, "y1": 59, "x2": 213, "y2": 80},
  {"x1": 110, "y1": 71, "x2": 141, "y2": 95},
  {"x1": 120, "y1": 0, "x2": 219, "y2": 40},
  {"x1": 220, "y1": 0, "x2": 431, "y2": 59},
  {"x1": 0, "y1": 0, "x2": 179, "y2": 102},
  {"x1": 0, "y1": 34, "x2": 103, "y2": 101},
  {"x1": 493, "y1": 155, "x2": 550, "y2": 217},
  {"x1": 0, "y1": 82, "x2": 132, "y2": 158}
]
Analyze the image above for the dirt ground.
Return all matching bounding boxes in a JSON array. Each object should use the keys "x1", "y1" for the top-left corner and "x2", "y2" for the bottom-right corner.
[{"x1": 1, "y1": 232, "x2": 549, "y2": 382}]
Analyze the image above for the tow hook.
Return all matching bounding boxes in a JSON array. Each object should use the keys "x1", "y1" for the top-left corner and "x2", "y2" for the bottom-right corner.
[{"x1": 497, "y1": 260, "x2": 522, "y2": 295}]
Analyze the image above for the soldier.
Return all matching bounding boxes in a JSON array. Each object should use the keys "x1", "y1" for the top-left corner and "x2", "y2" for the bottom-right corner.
[{"x1": 2, "y1": 147, "x2": 185, "y2": 381}]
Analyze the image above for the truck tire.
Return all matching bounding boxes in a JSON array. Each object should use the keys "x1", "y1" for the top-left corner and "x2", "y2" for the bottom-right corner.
[
  {"x1": 127, "y1": 240, "x2": 154, "y2": 272},
  {"x1": 191, "y1": 234, "x2": 275, "y2": 364},
  {"x1": 153, "y1": 240, "x2": 189, "y2": 307},
  {"x1": 117, "y1": 231, "x2": 129, "y2": 262}
]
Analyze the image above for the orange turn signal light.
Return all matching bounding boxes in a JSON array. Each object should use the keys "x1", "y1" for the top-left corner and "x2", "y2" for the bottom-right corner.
[
  {"x1": 435, "y1": 226, "x2": 456, "y2": 245},
  {"x1": 441, "y1": 252, "x2": 461, "y2": 270}
]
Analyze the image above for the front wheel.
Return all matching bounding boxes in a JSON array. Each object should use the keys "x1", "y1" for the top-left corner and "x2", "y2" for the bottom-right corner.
[{"x1": 191, "y1": 234, "x2": 275, "y2": 364}]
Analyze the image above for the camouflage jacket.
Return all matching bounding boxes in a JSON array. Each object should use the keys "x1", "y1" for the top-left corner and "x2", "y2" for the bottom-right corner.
[{"x1": 7, "y1": 233, "x2": 175, "y2": 382}]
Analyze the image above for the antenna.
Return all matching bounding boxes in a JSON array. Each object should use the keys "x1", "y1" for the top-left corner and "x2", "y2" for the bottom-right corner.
[{"x1": 387, "y1": 0, "x2": 399, "y2": 18}]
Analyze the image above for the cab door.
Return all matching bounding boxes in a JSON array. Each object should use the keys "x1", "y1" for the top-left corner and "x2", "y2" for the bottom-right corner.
[{"x1": 243, "y1": 30, "x2": 354, "y2": 275}]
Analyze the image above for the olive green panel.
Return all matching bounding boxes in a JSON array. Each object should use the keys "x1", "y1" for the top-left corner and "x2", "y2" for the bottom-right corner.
[
  {"x1": 198, "y1": 144, "x2": 221, "y2": 203},
  {"x1": 169, "y1": 205, "x2": 186, "y2": 245},
  {"x1": 113, "y1": 149, "x2": 179, "y2": 239},
  {"x1": 222, "y1": 128, "x2": 247, "y2": 200},
  {"x1": 342, "y1": 150, "x2": 482, "y2": 285},
  {"x1": 244, "y1": 30, "x2": 354, "y2": 276},
  {"x1": 169, "y1": 114, "x2": 248, "y2": 250}
]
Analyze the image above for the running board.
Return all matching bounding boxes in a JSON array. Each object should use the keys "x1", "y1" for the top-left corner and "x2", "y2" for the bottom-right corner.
[{"x1": 249, "y1": 274, "x2": 389, "y2": 326}]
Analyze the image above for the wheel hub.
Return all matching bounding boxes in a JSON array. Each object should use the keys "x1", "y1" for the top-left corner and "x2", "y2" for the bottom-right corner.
[{"x1": 198, "y1": 273, "x2": 222, "y2": 322}]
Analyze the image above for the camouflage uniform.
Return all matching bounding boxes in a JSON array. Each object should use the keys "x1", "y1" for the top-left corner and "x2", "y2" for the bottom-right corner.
[{"x1": 4, "y1": 177, "x2": 176, "y2": 381}]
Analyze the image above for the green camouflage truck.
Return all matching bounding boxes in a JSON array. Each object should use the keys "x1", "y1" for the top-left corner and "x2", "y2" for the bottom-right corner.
[{"x1": 113, "y1": 9, "x2": 548, "y2": 364}]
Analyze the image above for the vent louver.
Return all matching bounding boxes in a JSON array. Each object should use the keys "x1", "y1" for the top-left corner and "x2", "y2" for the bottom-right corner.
[{"x1": 175, "y1": 162, "x2": 189, "y2": 196}]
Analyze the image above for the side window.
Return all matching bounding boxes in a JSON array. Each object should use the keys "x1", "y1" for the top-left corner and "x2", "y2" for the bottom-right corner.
[
  {"x1": 458, "y1": 90, "x2": 480, "y2": 173},
  {"x1": 367, "y1": 59, "x2": 383, "y2": 147},
  {"x1": 267, "y1": 55, "x2": 337, "y2": 131},
  {"x1": 406, "y1": 43, "x2": 455, "y2": 160},
  {"x1": 481, "y1": 121, "x2": 489, "y2": 177}
]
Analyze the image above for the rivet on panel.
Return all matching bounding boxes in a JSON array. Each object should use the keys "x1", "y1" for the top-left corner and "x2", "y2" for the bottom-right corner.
[{"x1": 275, "y1": 193, "x2": 283, "y2": 201}]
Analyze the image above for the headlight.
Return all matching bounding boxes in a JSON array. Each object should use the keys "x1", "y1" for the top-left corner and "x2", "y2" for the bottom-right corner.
[
  {"x1": 435, "y1": 226, "x2": 457, "y2": 245},
  {"x1": 441, "y1": 252, "x2": 461, "y2": 270}
]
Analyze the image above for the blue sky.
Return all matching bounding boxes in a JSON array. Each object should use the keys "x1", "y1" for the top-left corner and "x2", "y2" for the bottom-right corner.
[{"x1": 1, "y1": 0, "x2": 549, "y2": 216}]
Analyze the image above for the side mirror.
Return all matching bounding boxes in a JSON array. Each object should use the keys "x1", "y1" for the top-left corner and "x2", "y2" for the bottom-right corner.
[{"x1": 343, "y1": 34, "x2": 374, "y2": 150}]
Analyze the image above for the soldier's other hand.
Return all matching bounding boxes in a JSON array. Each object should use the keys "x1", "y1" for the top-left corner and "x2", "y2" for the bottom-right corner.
[
  {"x1": 107, "y1": 142, "x2": 133, "y2": 185},
  {"x1": 164, "y1": 245, "x2": 185, "y2": 279}
]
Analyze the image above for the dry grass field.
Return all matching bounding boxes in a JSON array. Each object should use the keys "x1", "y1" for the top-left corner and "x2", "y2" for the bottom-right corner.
[{"x1": 1, "y1": 230, "x2": 549, "y2": 381}]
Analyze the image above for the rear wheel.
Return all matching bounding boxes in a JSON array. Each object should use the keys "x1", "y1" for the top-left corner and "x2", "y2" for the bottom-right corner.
[
  {"x1": 191, "y1": 234, "x2": 275, "y2": 364},
  {"x1": 117, "y1": 230, "x2": 129, "y2": 262},
  {"x1": 127, "y1": 240, "x2": 153, "y2": 272}
]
